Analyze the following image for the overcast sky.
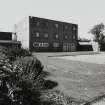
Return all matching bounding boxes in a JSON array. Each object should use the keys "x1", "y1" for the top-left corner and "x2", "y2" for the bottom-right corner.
[{"x1": 0, "y1": 0, "x2": 105, "y2": 39}]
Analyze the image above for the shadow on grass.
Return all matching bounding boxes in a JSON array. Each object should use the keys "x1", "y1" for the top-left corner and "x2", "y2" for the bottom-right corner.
[
  {"x1": 41, "y1": 70, "x2": 58, "y2": 90},
  {"x1": 44, "y1": 80, "x2": 58, "y2": 89},
  {"x1": 41, "y1": 71, "x2": 50, "y2": 78}
]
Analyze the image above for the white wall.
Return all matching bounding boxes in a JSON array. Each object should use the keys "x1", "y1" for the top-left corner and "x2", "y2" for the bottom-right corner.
[{"x1": 14, "y1": 17, "x2": 29, "y2": 49}]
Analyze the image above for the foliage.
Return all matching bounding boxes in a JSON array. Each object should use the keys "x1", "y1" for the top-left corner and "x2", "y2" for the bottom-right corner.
[
  {"x1": 89, "y1": 23, "x2": 105, "y2": 43},
  {"x1": 0, "y1": 46, "x2": 8, "y2": 59},
  {"x1": 41, "y1": 90, "x2": 81, "y2": 105},
  {"x1": 0, "y1": 45, "x2": 76, "y2": 105},
  {"x1": 0, "y1": 56, "x2": 44, "y2": 105},
  {"x1": 7, "y1": 47, "x2": 32, "y2": 61},
  {"x1": 0, "y1": 46, "x2": 32, "y2": 61}
]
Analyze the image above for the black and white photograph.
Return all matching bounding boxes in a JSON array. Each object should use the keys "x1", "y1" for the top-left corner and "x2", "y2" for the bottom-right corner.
[{"x1": 0, "y1": 0, "x2": 105, "y2": 105}]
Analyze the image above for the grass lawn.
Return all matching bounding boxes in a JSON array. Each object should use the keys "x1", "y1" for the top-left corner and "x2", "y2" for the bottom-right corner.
[{"x1": 33, "y1": 52, "x2": 105, "y2": 103}]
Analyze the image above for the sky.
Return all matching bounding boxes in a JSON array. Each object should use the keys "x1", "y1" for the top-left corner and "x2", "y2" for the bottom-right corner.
[{"x1": 0, "y1": 0, "x2": 105, "y2": 39}]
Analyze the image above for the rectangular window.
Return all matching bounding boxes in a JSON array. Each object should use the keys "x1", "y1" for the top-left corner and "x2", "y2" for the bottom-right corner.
[
  {"x1": 53, "y1": 23, "x2": 59, "y2": 29},
  {"x1": 73, "y1": 35, "x2": 76, "y2": 39},
  {"x1": 44, "y1": 33, "x2": 49, "y2": 38},
  {"x1": 63, "y1": 34, "x2": 68, "y2": 40},
  {"x1": 42, "y1": 21, "x2": 49, "y2": 28},
  {"x1": 53, "y1": 42, "x2": 59, "y2": 47},
  {"x1": 33, "y1": 32, "x2": 40, "y2": 38},
  {"x1": 43, "y1": 43, "x2": 49, "y2": 47},
  {"x1": 36, "y1": 21, "x2": 40, "y2": 26},
  {"x1": 55, "y1": 23, "x2": 59, "y2": 28},
  {"x1": 33, "y1": 42, "x2": 49, "y2": 47},
  {"x1": 72, "y1": 25, "x2": 76, "y2": 31},
  {"x1": 33, "y1": 42, "x2": 39, "y2": 47},
  {"x1": 63, "y1": 24, "x2": 69, "y2": 31},
  {"x1": 53, "y1": 33, "x2": 59, "y2": 39},
  {"x1": 55, "y1": 34, "x2": 59, "y2": 39},
  {"x1": 63, "y1": 25, "x2": 69, "y2": 31},
  {"x1": 65, "y1": 25, "x2": 68, "y2": 30},
  {"x1": 33, "y1": 21, "x2": 40, "y2": 27}
]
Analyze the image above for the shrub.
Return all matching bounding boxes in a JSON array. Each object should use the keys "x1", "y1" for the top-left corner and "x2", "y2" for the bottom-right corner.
[
  {"x1": 41, "y1": 90, "x2": 68, "y2": 105},
  {"x1": 41, "y1": 90, "x2": 82, "y2": 105},
  {"x1": 0, "y1": 46, "x2": 8, "y2": 59},
  {"x1": 0, "y1": 45, "x2": 32, "y2": 61},
  {"x1": 7, "y1": 47, "x2": 32, "y2": 61},
  {"x1": 13, "y1": 57, "x2": 44, "y2": 89},
  {"x1": 0, "y1": 55, "x2": 44, "y2": 105}
]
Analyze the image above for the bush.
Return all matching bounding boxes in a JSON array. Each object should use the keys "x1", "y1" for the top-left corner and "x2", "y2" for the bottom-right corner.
[
  {"x1": 41, "y1": 90, "x2": 82, "y2": 105},
  {"x1": 13, "y1": 57, "x2": 44, "y2": 89},
  {"x1": 0, "y1": 55, "x2": 44, "y2": 105},
  {"x1": 12, "y1": 57, "x2": 44, "y2": 105},
  {"x1": 0, "y1": 46, "x2": 8, "y2": 59},
  {"x1": 0, "y1": 46, "x2": 32, "y2": 61},
  {"x1": 7, "y1": 47, "x2": 32, "y2": 61},
  {"x1": 0, "y1": 45, "x2": 76, "y2": 105}
]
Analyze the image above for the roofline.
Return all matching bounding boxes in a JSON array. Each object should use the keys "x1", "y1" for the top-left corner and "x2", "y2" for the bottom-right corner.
[
  {"x1": 0, "y1": 40, "x2": 21, "y2": 44},
  {"x1": 0, "y1": 31, "x2": 13, "y2": 33},
  {"x1": 29, "y1": 16, "x2": 78, "y2": 26}
]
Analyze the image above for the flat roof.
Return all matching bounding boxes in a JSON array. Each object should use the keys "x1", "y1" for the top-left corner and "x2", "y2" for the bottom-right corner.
[
  {"x1": 0, "y1": 40, "x2": 21, "y2": 44},
  {"x1": 79, "y1": 42, "x2": 92, "y2": 45},
  {"x1": 29, "y1": 16, "x2": 78, "y2": 26}
]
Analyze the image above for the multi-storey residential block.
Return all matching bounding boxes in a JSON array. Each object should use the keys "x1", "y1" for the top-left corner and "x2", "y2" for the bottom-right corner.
[{"x1": 15, "y1": 16, "x2": 78, "y2": 52}]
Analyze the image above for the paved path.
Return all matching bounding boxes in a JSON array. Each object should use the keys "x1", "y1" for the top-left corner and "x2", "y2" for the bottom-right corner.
[{"x1": 56, "y1": 53, "x2": 105, "y2": 65}]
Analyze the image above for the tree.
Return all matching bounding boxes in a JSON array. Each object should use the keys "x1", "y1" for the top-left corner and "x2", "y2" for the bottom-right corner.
[
  {"x1": 89, "y1": 23, "x2": 105, "y2": 51},
  {"x1": 89, "y1": 23, "x2": 105, "y2": 43}
]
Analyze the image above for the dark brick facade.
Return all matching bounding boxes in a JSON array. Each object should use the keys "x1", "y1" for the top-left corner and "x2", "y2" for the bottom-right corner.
[
  {"x1": 0, "y1": 32, "x2": 12, "y2": 40},
  {"x1": 29, "y1": 16, "x2": 78, "y2": 52}
]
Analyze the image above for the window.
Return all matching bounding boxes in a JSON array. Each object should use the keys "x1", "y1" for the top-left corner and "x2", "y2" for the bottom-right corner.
[
  {"x1": 55, "y1": 34, "x2": 59, "y2": 39},
  {"x1": 65, "y1": 25, "x2": 68, "y2": 30},
  {"x1": 36, "y1": 21, "x2": 40, "y2": 26},
  {"x1": 44, "y1": 33, "x2": 49, "y2": 38},
  {"x1": 53, "y1": 42, "x2": 59, "y2": 47},
  {"x1": 73, "y1": 35, "x2": 76, "y2": 39},
  {"x1": 34, "y1": 21, "x2": 40, "y2": 26},
  {"x1": 33, "y1": 32, "x2": 40, "y2": 37},
  {"x1": 63, "y1": 34, "x2": 68, "y2": 39},
  {"x1": 45, "y1": 22, "x2": 48, "y2": 27},
  {"x1": 42, "y1": 21, "x2": 48, "y2": 28},
  {"x1": 73, "y1": 26, "x2": 76, "y2": 31},
  {"x1": 55, "y1": 23, "x2": 59, "y2": 28},
  {"x1": 71, "y1": 43, "x2": 74, "y2": 46},
  {"x1": 43, "y1": 43, "x2": 49, "y2": 47},
  {"x1": 33, "y1": 42, "x2": 49, "y2": 47},
  {"x1": 53, "y1": 33, "x2": 59, "y2": 39},
  {"x1": 36, "y1": 32, "x2": 40, "y2": 37},
  {"x1": 33, "y1": 42, "x2": 39, "y2": 47}
]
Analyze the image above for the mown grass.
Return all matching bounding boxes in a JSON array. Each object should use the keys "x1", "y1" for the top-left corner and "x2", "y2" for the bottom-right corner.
[{"x1": 34, "y1": 52, "x2": 105, "y2": 105}]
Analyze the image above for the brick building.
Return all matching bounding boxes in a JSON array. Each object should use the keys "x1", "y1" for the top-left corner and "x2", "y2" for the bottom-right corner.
[{"x1": 15, "y1": 16, "x2": 78, "y2": 52}]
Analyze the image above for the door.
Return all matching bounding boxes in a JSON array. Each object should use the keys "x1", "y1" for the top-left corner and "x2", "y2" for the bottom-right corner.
[
  {"x1": 63, "y1": 43, "x2": 71, "y2": 52},
  {"x1": 70, "y1": 43, "x2": 76, "y2": 51}
]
